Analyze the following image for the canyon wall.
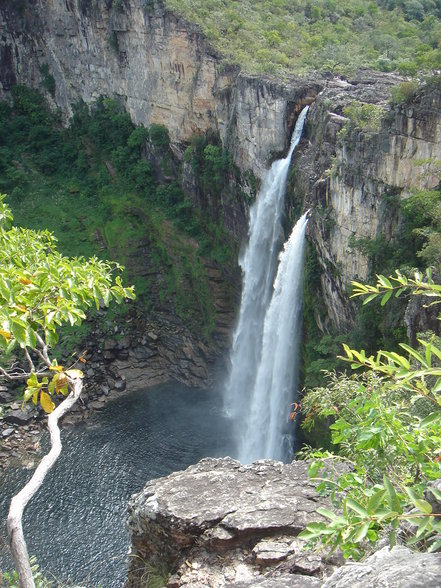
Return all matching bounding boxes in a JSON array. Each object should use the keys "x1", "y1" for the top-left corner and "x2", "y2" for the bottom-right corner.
[
  {"x1": 1, "y1": 0, "x2": 441, "y2": 332},
  {"x1": 290, "y1": 74, "x2": 441, "y2": 329},
  {"x1": 0, "y1": 0, "x2": 318, "y2": 178}
]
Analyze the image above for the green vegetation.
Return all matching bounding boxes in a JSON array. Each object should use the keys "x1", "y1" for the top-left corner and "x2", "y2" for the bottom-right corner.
[
  {"x1": 299, "y1": 270, "x2": 441, "y2": 559},
  {"x1": 164, "y1": 0, "x2": 441, "y2": 75},
  {"x1": 0, "y1": 194, "x2": 134, "y2": 379},
  {"x1": 0, "y1": 87, "x2": 236, "y2": 339},
  {"x1": 0, "y1": 195, "x2": 134, "y2": 587},
  {"x1": 339, "y1": 101, "x2": 385, "y2": 140}
]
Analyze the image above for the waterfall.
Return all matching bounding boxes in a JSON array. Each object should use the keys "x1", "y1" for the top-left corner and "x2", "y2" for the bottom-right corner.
[
  {"x1": 238, "y1": 212, "x2": 309, "y2": 463},
  {"x1": 224, "y1": 105, "x2": 309, "y2": 462}
]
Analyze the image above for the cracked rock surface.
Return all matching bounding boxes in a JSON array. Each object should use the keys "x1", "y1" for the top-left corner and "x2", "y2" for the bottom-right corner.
[{"x1": 126, "y1": 457, "x2": 336, "y2": 586}]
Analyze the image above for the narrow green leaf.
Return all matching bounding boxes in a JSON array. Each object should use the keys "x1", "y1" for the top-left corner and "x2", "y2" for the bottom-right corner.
[
  {"x1": 420, "y1": 412, "x2": 441, "y2": 427},
  {"x1": 377, "y1": 275, "x2": 392, "y2": 288},
  {"x1": 316, "y1": 507, "x2": 340, "y2": 521},
  {"x1": 381, "y1": 290, "x2": 393, "y2": 306},
  {"x1": 346, "y1": 497, "x2": 369, "y2": 517},
  {"x1": 362, "y1": 293, "x2": 378, "y2": 304},
  {"x1": 428, "y1": 539, "x2": 441, "y2": 553},
  {"x1": 383, "y1": 475, "x2": 401, "y2": 514}
]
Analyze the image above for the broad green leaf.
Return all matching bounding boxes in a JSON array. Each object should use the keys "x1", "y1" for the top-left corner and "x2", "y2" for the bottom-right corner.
[
  {"x1": 414, "y1": 499, "x2": 433, "y2": 514},
  {"x1": 351, "y1": 521, "x2": 371, "y2": 543},
  {"x1": 368, "y1": 489, "x2": 386, "y2": 514},
  {"x1": 366, "y1": 529, "x2": 378, "y2": 542},
  {"x1": 427, "y1": 487, "x2": 441, "y2": 501}
]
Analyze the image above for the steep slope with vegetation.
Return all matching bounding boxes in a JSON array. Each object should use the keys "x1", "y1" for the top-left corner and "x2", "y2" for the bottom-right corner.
[{"x1": 0, "y1": 85, "x2": 240, "y2": 393}]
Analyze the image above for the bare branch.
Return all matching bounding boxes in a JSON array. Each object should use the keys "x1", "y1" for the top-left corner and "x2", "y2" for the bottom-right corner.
[
  {"x1": 24, "y1": 348, "x2": 35, "y2": 373},
  {"x1": 0, "y1": 366, "x2": 29, "y2": 381},
  {"x1": 35, "y1": 333, "x2": 51, "y2": 367},
  {"x1": 7, "y1": 376, "x2": 83, "y2": 588}
]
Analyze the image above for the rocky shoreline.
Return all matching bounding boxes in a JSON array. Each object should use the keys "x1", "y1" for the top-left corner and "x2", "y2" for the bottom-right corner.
[{"x1": 0, "y1": 292, "x2": 232, "y2": 471}]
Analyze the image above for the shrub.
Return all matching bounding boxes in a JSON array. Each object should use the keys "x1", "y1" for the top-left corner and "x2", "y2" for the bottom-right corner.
[{"x1": 390, "y1": 80, "x2": 419, "y2": 105}]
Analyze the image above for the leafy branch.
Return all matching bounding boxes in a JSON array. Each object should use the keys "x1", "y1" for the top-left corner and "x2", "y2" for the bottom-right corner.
[
  {"x1": 299, "y1": 269, "x2": 441, "y2": 559},
  {"x1": 0, "y1": 194, "x2": 135, "y2": 587}
]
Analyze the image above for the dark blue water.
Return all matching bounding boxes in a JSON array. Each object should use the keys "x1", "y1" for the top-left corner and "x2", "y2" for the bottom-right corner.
[{"x1": 0, "y1": 382, "x2": 233, "y2": 587}]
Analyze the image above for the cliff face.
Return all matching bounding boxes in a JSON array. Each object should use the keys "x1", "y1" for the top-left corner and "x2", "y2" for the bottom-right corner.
[
  {"x1": 0, "y1": 0, "x2": 319, "y2": 178},
  {"x1": 292, "y1": 75, "x2": 441, "y2": 330},
  {"x1": 1, "y1": 0, "x2": 441, "y2": 332}
]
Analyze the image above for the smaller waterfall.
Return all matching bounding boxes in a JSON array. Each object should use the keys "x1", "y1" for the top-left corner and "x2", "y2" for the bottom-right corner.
[{"x1": 238, "y1": 212, "x2": 309, "y2": 463}]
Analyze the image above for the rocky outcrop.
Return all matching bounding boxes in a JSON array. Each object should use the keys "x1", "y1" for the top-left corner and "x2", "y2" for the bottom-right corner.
[
  {"x1": 126, "y1": 457, "x2": 341, "y2": 587},
  {"x1": 127, "y1": 457, "x2": 441, "y2": 587},
  {"x1": 322, "y1": 546, "x2": 441, "y2": 588}
]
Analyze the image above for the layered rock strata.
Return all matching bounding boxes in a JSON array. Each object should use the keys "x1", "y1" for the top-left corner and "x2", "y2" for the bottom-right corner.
[
  {"x1": 292, "y1": 75, "x2": 441, "y2": 329},
  {"x1": 0, "y1": 0, "x2": 319, "y2": 178}
]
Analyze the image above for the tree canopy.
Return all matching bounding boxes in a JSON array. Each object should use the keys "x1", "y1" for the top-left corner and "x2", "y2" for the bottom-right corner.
[
  {"x1": 164, "y1": 0, "x2": 441, "y2": 75},
  {"x1": 0, "y1": 194, "x2": 134, "y2": 587},
  {"x1": 0, "y1": 193, "x2": 135, "y2": 412}
]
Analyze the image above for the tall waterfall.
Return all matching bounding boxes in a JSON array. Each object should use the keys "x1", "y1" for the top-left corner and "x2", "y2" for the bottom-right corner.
[
  {"x1": 238, "y1": 212, "x2": 309, "y2": 462},
  {"x1": 224, "y1": 105, "x2": 309, "y2": 463}
]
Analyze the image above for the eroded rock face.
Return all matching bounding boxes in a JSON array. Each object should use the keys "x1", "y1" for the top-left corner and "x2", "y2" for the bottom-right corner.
[
  {"x1": 0, "y1": 0, "x2": 320, "y2": 179},
  {"x1": 292, "y1": 75, "x2": 441, "y2": 330},
  {"x1": 126, "y1": 457, "x2": 337, "y2": 587}
]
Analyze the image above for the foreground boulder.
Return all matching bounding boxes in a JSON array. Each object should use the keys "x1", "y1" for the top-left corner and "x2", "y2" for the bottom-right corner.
[
  {"x1": 126, "y1": 457, "x2": 337, "y2": 586},
  {"x1": 127, "y1": 457, "x2": 441, "y2": 587}
]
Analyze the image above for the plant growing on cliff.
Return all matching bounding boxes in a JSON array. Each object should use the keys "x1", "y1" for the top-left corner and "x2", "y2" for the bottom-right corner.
[
  {"x1": 0, "y1": 195, "x2": 135, "y2": 587},
  {"x1": 339, "y1": 101, "x2": 385, "y2": 141},
  {"x1": 299, "y1": 269, "x2": 441, "y2": 559}
]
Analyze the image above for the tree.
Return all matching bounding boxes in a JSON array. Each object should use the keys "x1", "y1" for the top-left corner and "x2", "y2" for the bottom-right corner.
[
  {"x1": 299, "y1": 269, "x2": 441, "y2": 559},
  {"x1": 0, "y1": 194, "x2": 135, "y2": 587}
]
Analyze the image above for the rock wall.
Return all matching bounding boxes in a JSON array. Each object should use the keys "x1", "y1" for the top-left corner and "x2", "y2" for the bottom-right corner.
[
  {"x1": 0, "y1": 0, "x2": 319, "y2": 179},
  {"x1": 291, "y1": 74, "x2": 441, "y2": 330}
]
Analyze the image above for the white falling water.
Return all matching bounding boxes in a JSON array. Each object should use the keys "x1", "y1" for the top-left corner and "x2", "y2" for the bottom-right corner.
[
  {"x1": 238, "y1": 212, "x2": 309, "y2": 463},
  {"x1": 224, "y1": 105, "x2": 309, "y2": 462}
]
